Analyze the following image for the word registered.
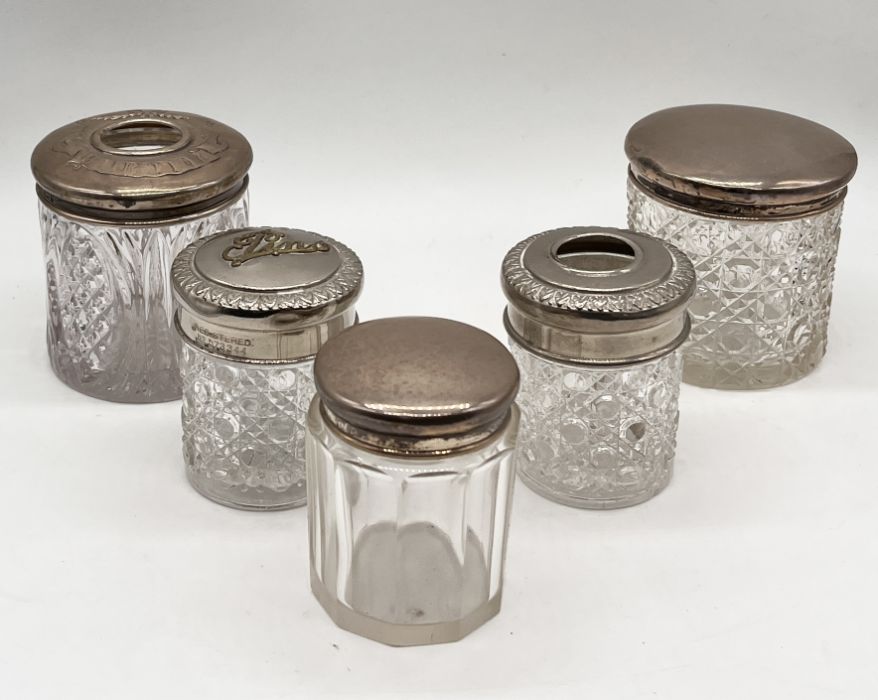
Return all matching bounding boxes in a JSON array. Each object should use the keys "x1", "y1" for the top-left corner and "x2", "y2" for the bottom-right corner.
[{"x1": 222, "y1": 229, "x2": 330, "y2": 267}]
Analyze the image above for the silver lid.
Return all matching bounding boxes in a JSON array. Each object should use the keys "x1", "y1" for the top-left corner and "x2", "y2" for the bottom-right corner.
[
  {"x1": 625, "y1": 104, "x2": 857, "y2": 218},
  {"x1": 314, "y1": 317, "x2": 519, "y2": 455},
  {"x1": 172, "y1": 227, "x2": 363, "y2": 362},
  {"x1": 502, "y1": 227, "x2": 695, "y2": 365},
  {"x1": 31, "y1": 109, "x2": 252, "y2": 223}
]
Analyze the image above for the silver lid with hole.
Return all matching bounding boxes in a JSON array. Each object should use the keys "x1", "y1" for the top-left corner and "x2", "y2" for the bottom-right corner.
[
  {"x1": 31, "y1": 109, "x2": 252, "y2": 223},
  {"x1": 502, "y1": 227, "x2": 695, "y2": 365},
  {"x1": 172, "y1": 227, "x2": 363, "y2": 363}
]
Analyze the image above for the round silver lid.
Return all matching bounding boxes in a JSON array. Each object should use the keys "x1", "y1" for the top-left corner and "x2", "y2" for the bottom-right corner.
[
  {"x1": 314, "y1": 317, "x2": 519, "y2": 455},
  {"x1": 502, "y1": 227, "x2": 695, "y2": 365},
  {"x1": 31, "y1": 109, "x2": 252, "y2": 223},
  {"x1": 625, "y1": 104, "x2": 857, "y2": 218},
  {"x1": 172, "y1": 227, "x2": 363, "y2": 362}
]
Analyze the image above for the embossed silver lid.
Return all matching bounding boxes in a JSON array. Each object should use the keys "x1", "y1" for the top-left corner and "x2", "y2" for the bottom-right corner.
[
  {"x1": 314, "y1": 317, "x2": 519, "y2": 455},
  {"x1": 502, "y1": 227, "x2": 695, "y2": 365},
  {"x1": 31, "y1": 109, "x2": 252, "y2": 222},
  {"x1": 172, "y1": 227, "x2": 363, "y2": 362},
  {"x1": 625, "y1": 104, "x2": 857, "y2": 218}
]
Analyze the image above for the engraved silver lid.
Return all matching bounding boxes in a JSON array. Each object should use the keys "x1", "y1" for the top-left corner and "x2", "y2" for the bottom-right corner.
[
  {"x1": 172, "y1": 227, "x2": 363, "y2": 362},
  {"x1": 31, "y1": 109, "x2": 252, "y2": 223},
  {"x1": 502, "y1": 227, "x2": 695, "y2": 365},
  {"x1": 314, "y1": 317, "x2": 519, "y2": 455},
  {"x1": 625, "y1": 104, "x2": 857, "y2": 218}
]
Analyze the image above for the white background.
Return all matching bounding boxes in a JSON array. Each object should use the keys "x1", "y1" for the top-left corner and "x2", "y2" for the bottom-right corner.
[{"x1": 1, "y1": 1, "x2": 877, "y2": 698}]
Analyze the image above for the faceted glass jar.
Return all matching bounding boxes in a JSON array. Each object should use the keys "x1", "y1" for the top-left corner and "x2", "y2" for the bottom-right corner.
[
  {"x1": 40, "y1": 193, "x2": 249, "y2": 403},
  {"x1": 510, "y1": 338, "x2": 683, "y2": 509},
  {"x1": 181, "y1": 341, "x2": 313, "y2": 510},
  {"x1": 628, "y1": 180, "x2": 843, "y2": 389},
  {"x1": 306, "y1": 398, "x2": 519, "y2": 646}
]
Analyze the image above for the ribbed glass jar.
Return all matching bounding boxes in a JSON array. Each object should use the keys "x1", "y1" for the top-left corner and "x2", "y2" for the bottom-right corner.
[
  {"x1": 306, "y1": 317, "x2": 520, "y2": 646},
  {"x1": 307, "y1": 398, "x2": 519, "y2": 646},
  {"x1": 41, "y1": 196, "x2": 248, "y2": 402},
  {"x1": 628, "y1": 181, "x2": 843, "y2": 389},
  {"x1": 181, "y1": 342, "x2": 313, "y2": 510},
  {"x1": 510, "y1": 339, "x2": 682, "y2": 508}
]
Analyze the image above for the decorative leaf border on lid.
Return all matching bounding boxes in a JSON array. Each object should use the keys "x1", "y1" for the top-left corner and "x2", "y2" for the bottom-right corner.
[
  {"x1": 171, "y1": 230, "x2": 363, "y2": 313},
  {"x1": 502, "y1": 232, "x2": 696, "y2": 316}
]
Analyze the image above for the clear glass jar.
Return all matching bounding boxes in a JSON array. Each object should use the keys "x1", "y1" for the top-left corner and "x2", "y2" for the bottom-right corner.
[
  {"x1": 172, "y1": 227, "x2": 363, "y2": 510},
  {"x1": 625, "y1": 104, "x2": 857, "y2": 389},
  {"x1": 510, "y1": 340, "x2": 682, "y2": 508},
  {"x1": 32, "y1": 109, "x2": 253, "y2": 402},
  {"x1": 306, "y1": 317, "x2": 520, "y2": 645},
  {"x1": 502, "y1": 227, "x2": 695, "y2": 509},
  {"x1": 181, "y1": 343, "x2": 314, "y2": 510},
  {"x1": 307, "y1": 398, "x2": 519, "y2": 645}
]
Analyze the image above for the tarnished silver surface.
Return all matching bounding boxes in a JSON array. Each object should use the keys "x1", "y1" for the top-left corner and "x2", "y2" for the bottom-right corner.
[
  {"x1": 625, "y1": 104, "x2": 857, "y2": 219},
  {"x1": 502, "y1": 227, "x2": 695, "y2": 365},
  {"x1": 313, "y1": 317, "x2": 520, "y2": 455},
  {"x1": 32, "y1": 109, "x2": 252, "y2": 223},
  {"x1": 172, "y1": 227, "x2": 362, "y2": 362}
]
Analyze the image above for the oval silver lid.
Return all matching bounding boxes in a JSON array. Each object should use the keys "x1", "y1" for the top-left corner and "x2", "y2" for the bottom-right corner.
[
  {"x1": 502, "y1": 227, "x2": 695, "y2": 365},
  {"x1": 31, "y1": 109, "x2": 252, "y2": 223},
  {"x1": 625, "y1": 104, "x2": 857, "y2": 218},
  {"x1": 314, "y1": 317, "x2": 519, "y2": 455},
  {"x1": 172, "y1": 227, "x2": 363, "y2": 362}
]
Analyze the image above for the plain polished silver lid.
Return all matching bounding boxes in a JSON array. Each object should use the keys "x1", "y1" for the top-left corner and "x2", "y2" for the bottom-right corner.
[
  {"x1": 172, "y1": 226, "x2": 362, "y2": 362},
  {"x1": 625, "y1": 104, "x2": 857, "y2": 218},
  {"x1": 502, "y1": 227, "x2": 695, "y2": 365},
  {"x1": 314, "y1": 317, "x2": 519, "y2": 455}
]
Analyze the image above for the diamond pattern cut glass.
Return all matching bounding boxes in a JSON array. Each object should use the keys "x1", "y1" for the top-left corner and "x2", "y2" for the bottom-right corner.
[
  {"x1": 628, "y1": 182, "x2": 843, "y2": 389},
  {"x1": 41, "y1": 196, "x2": 248, "y2": 402},
  {"x1": 511, "y1": 341, "x2": 682, "y2": 508},
  {"x1": 181, "y1": 343, "x2": 314, "y2": 510}
]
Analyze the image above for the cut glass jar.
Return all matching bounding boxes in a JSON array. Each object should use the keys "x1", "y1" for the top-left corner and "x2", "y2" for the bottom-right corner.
[
  {"x1": 626, "y1": 104, "x2": 857, "y2": 389},
  {"x1": 172, "y1": 226, "x2": 363, "y2": 510},
  {"x1": 307, "y1": 317, "x2": 520, "y2": 645},
  {"x1": 32, "y1": 109, "x2": 252, "y2": 402},
  {"x1": 502, "y1": 227, "x2": 695, "y2": 509}
]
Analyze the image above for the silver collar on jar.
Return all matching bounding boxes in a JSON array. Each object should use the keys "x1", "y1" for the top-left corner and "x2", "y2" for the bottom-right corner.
[
  {"x1": 172, "y1": 227, "x2": 363, "y2": 363},
  {"x1": 313, "y1": 317, "x2": 520, "y2": 455},
  {"x1": 502, "y1": 227, "x2": 696, "y2": 365}
]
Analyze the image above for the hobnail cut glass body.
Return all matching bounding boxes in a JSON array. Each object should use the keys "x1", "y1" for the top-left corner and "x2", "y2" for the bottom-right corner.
[
  {"x1": 40, "y1": 193, "x2": 249, "y2": 402},
  {"x1": 181, "y1": 342, "x2": 314, "y2": 511},
  {"x1": 306, "y1": 398, "x2": 519, "y2": 646},
  {"x1": 627, "y1": 181, "x2": 843, "y2": 389},
  {"x1": 510, "y1": 339, "x2": 682, "y2": 509}
]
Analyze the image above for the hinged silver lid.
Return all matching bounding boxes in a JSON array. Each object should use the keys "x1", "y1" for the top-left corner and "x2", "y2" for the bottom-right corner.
[
  {"x1": 172, "y1": 227, "x2": 362, "y2": 362},
  {"x1": 314, "y1": 317, "x2": 519, "y2": 455},
  {"x1": 625, "y1": 104, "x2": 857, "y2": 218},
  {"x1": 502, "y1": 227, "x2": 695, "y2": 365},
  {"x1": 31, "y1": 109, "x2": 252, "y2": 223}
]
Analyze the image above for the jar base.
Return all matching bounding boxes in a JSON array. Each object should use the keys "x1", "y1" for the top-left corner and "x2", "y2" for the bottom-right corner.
[
  {"x1": 310, "y1": 569, "x2": 501, "y2": 647},
  {"x1": 681, "y1": 354, "x2": 822, "y2": 390},
  {"x1": 186, "y1": 470, "x2": 306, "y2": 511},
  {"x1": 517, "y1": 466, "x2": 671, "y2": 510},
  {"x1": 48, "y1": 348, "x2": 181, "y2": 404}
]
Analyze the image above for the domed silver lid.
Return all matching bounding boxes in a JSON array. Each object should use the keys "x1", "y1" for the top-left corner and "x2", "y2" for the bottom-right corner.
[
  {"x1": 314, "y1": 317, "x2": 519, "y2": 455},
  {"x1": 502, "y1": 227, "x2": 695, "y2": 365},
  {"x1": 31, "y1": 109, "x2": 252, "y2": 223},
  {"x1": 625, "y1": 104, "x2": 857, "y2": 218},
  {"x1": 172, "y1": 227, "x2": 362, "y2": 362}
]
